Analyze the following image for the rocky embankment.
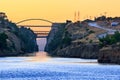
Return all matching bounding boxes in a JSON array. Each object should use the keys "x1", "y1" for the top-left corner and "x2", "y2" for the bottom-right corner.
[
  {"x1": 45, "y1": 21, "x2": 100, "y2": 59},
  {"x1": 53, "y1": 43, "x2": 99, "y2": 59},
  {"x1": 0, "y1": 13, "x2": 38, "y2": 56},
  {"x1": 98, "y1": 46, "x2": 120, "y2": 64},
  {"x1": 45, "y1": 16, "x2": 120, "y2": 64}
]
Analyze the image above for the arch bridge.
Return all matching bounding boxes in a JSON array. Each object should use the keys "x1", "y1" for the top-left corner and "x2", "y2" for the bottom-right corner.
[{"x1": 16, "y1": 18, "x2": 53, "y2": 38}]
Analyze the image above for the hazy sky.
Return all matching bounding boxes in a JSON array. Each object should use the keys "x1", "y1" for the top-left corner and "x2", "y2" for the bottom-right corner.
[{"x1": 0, "y1": 0, "x2": 120, "y2": 24}]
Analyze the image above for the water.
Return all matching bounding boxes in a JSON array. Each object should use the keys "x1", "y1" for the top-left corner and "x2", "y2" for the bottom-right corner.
[
  {"x1": 37, "y1": 38, "x2": 47, "y2": 51},
  {"x1": 0, "y1": 38, "x2": 120, "y2": 80}
]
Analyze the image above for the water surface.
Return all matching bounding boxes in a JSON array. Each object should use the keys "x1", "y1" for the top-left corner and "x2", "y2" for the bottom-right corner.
[{"x1": 0, "y1": 38, "x2": 120, "y2": 80}]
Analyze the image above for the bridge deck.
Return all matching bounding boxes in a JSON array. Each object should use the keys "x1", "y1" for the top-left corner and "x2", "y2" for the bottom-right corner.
[{"x1": 37, "y1": 36, "x2": 47, "y2": 38}]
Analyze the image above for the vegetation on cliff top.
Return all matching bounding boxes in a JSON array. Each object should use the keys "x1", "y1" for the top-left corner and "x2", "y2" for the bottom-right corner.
[{"x1": 99, "y1": 31, "x2": 120, "y2": 47}]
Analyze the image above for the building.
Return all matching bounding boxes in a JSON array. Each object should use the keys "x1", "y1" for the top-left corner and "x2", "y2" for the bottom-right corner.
[{"x1": 111, "y1": 22, "x2": 119, "y2": 26}]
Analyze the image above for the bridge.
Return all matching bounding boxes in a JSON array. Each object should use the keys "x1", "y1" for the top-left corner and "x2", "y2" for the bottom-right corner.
[
  {"x1": 16, "y1": 18, "x2": 53, "y2": 38},
  {"x1": 16, "y1": 19, "x2": 53, "y2": 24},
  {"x1": 34, "y1": 31, "x2": 49, "y2": 38}
]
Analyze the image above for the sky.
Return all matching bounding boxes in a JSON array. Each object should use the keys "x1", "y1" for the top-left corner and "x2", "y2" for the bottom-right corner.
[{"x1": 0, "y1": 0, "x2": 120, "y2": 24}]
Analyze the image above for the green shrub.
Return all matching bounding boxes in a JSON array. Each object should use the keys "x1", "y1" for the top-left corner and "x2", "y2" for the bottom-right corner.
[
  {"x1": 89, "y1": 30, "x2": 95, "y2": 34},
  {"x1": 99, "y1": 31, "x2": 120, "y2": 47},
  {"x1": 86, "y1": 28, "x2": 89, "y2": 31},
  {"x1": 89, "y1": 40, "x2": 93, "y2": 43}
]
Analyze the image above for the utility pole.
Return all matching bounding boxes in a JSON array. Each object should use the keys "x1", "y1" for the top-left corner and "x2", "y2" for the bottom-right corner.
[
  {"x1": 78, "y1": 11, "x2": 80, "y2": 21},
  {"x1": 74, "y1": 11, "x2": 80, "y2": 22},
  {"x1": 104, "y1": 12, "x2": 107, "y2": 17},
  {"x1": 74, "y1": 11, "x2": 76, "y2": 22}
]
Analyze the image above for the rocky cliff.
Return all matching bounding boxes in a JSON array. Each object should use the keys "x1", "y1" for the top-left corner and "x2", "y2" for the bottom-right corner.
[
  {"x1": 45, "y1": 21, "x2": 100, "y2": 59},
  {"x1": 98, "y1": 45, "x2": 120, "y2": 64},
  {"x1": 98, "y1": 30, "x2": 120, "y2": 64},
  {"x1": 45, "y1": 23, "x2": 66, "y2": 52},
  {"x1": 0, "y1": 13, "x2": 38, "y2": 56},
  {"x1": 45, "y1": 16, "x2": 120, "y2": 64},
  {"x1": 52, "y1": 43, "x2": 99, "y2": 59}
]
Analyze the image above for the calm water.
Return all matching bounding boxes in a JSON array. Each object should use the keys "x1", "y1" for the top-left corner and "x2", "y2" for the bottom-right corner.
[{"x1": 0, "y1": 38, "x2": 120, "y2": 80}]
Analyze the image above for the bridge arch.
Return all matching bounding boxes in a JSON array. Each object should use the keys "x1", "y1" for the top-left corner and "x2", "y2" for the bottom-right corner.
[{"x1": 16, "y1": 18, "x2": 53, "y2": 24}]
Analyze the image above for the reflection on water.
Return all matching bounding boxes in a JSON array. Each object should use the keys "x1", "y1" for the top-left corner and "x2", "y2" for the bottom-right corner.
[
  {"x1": 0, "y1": 52, "x2": 50, "y2": 63},
  {"x1": 27, "y1": 38, "x2": 50, "y2": 62},
  {"x1": 36, "y1": 38, "x2": 46, "y2": 51},
  {"x1": 29, "y1": 51, "x2": 50, "y2": 62},
  {"x1": 1, "y1": 39, "x2": 120, "y2": 80}
]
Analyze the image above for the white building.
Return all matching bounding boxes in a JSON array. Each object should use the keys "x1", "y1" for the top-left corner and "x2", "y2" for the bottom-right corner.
[{"x1": 111, "y1": 22, "x2": 119, "y2": 26}]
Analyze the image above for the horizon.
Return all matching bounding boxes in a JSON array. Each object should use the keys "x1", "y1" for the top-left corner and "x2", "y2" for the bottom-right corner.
[{"x1": 0, "y1": 0, "x2": 120, "y2": 24}]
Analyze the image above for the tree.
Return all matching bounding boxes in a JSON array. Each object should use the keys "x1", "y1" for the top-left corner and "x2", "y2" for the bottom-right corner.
[
  {"x1": 95, "y1": 16, "x2": 106, "y2": 21},
  {"x1": 99, "y1": 31, "x2": 120, "y2": 47}
]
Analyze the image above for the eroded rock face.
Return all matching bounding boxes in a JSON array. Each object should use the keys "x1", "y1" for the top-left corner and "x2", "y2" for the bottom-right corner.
[
  {"x1": 45, "y1": 23, "x2": 66, "y2": 53},
  {"x1": 98, "y1": 46, "x2": 120, "y2": 64},
  {"x1": 52, "y1": 43, "x2": 99, "y2": 59},
  {"x1": 0, "y1": 16, "x2": 38, "y2": 56},
  {"x1": 19, "y1": 27, "x2": 38, "y2": 53},
  {"x1": 0, "y1": 30, "x2": 22, "y2": 56}
]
